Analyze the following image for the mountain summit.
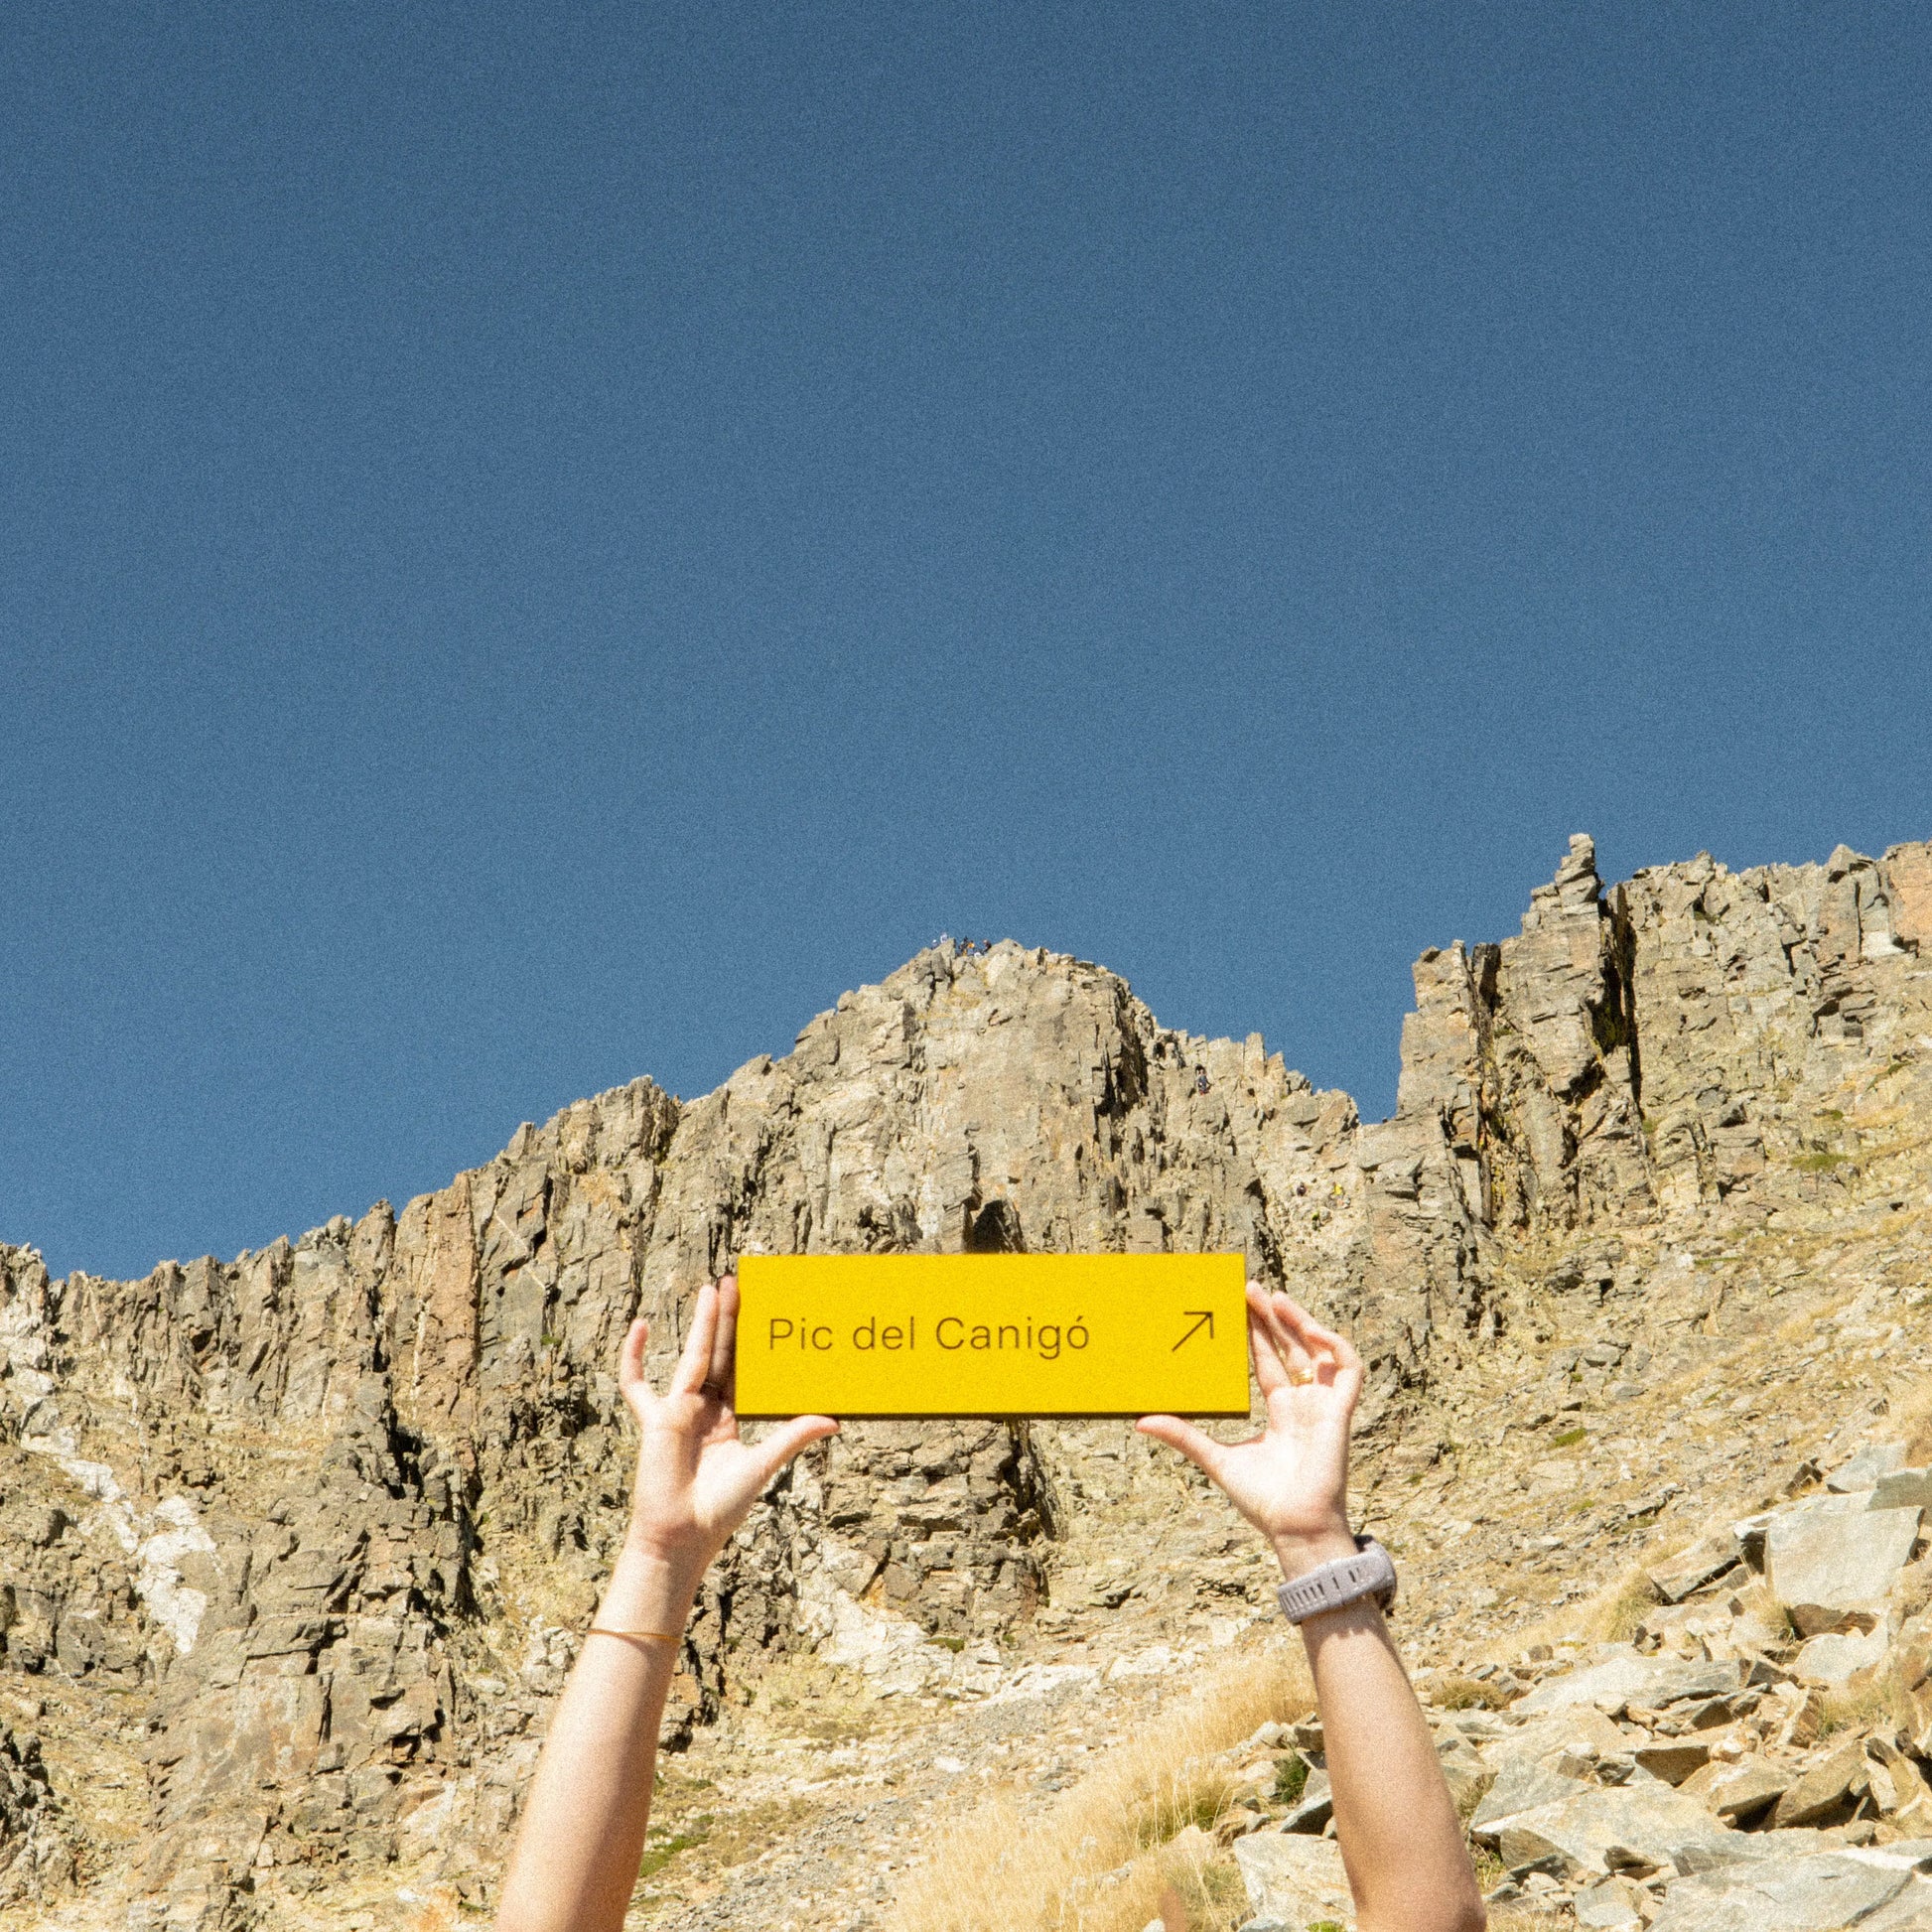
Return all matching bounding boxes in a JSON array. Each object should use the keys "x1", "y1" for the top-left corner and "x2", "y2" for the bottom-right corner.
[{"x1": 1, "y1": 833, "x2": 1928, "y2": 1927}]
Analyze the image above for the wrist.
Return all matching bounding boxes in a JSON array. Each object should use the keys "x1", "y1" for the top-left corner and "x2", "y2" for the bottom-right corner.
[
  {"x1": 1270, "y1": 1523, "x2": 1360, "y2": 1578},
  {"x1": 621, "y1": 1510, "x2": 717, "y2": 1577},
  {"x1": 601, "y1": 1542, "x2": 706, "y2": 1631}
]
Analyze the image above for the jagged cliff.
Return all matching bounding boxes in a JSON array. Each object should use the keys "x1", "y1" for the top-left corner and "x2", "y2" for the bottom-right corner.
[{"x1": 0, "y1": 832, "x2": 1927, "y2": 1928}]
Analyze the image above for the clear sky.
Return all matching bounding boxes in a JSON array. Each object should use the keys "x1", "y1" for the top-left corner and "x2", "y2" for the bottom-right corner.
[{"x1": 5, "y1": 3, "x2": 1929, "y2": 1281}]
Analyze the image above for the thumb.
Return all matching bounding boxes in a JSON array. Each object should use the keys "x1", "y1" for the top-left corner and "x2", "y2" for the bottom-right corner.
[
  {"x1": 753, "y1": 1414, "x2": 840, "y2": 1487},
  {"x1": 1136, "y1": 1414, "x2": 1227, "y2": 1482}
]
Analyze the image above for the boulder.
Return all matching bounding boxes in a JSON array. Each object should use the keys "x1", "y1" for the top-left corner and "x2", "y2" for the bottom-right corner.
[
  {"x1": 1278, "y1": 1767, "x2": 1332, "y2": 1835},
  {"x1": 1516, "y1": 1648, "x2": 1757, "y2": 1718},
  {"x1": 1669, "y1": 1826, "x2": 1870, "y2": 1874},
  {"x1": 1481, "y1": 1704, "x2": 1634, "y2": 1766},
  {"x1": 1868, "y1": 1840, "x2": 1932, "y2": 1863},
  {"x1": 1770, "y1": 1738, "x2": 1868, "y2": 1830},
  {"x1": 1576, "y1": 1878, "x2": 1646, "y2": 1927},
  {"x1": 1829, "y1": 1445, "x2": 1908, "y2": 1493},
  {"x1": 1635, "y1": 1740, "x2": 1712, "y2": 1785},
  {"x1": 1775, "y1": 1687, "x2": 1827, "y2": 1750},
  {"x1": 1867, "y1": 1738, "x2": 1932, "y2": 1828},
  {"x1": 1863, "y1": 1876, "x2": 1932, "y2": 1929},
  {"x1": 1469, "y1": 1702, "x2": 1645, "y2": 1839},
  {"x1": 1679, "y1": 1753, "x2": 1793, "y2": 1823},
  {"x1": 1434, "y1": 1731, "x2": 1493, "y2": 1815},
  {"x1": 1768, "y1": 1502, "x2": 1922, "y2": 1636},
  {"x1": 1472, "y1": 1757, "x2": 1593, "y2": 1836},
  {"x1": 1792, "y1": 1623, "x2": 1891, "y2": 1687},
  {"x1": 1648, "y1": 1853, "x2": 1912, "y2": 1932},
  {"x1": 1232, "y1": 1832, "x2": 1355, "y2": 1927},
  {"x1": 1489, "y1": 1781, "x2": 1742, "y2": 1880},
  {"x1": 1741, "y1": 1488, "x2": 1864, "y2": 1559},
  {"x1": 1650, "y1": 1534, "x2": 1746, "y2": 1604},
  {"x1": 1872, "y1": 1470, "x2": 1932, "y2": 1511}
]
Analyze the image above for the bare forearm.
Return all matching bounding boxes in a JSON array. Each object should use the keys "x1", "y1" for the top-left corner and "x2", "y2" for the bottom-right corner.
[
  {"x1": 495, "y1": 1549, "x2": 704, "y2": 1932},
  {"x1": 1277, "y1": 1535, "x2": 1483, "y2": 1932},
  {"x1": 496, "y1": 1286, "x2": 837, "y2": 1930}
]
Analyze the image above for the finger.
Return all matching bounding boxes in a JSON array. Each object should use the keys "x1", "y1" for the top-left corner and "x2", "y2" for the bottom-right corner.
[
  {"x1": 619, "y1": 1316, "x2": 652, "y2": 1411},
  {"x1": 1291, "y1": 1300, "x2": 1359, "y2": 1375},
  {"x1": 1332, "y1": 1352, "x2": 1364, "y2": 1415},
  {"x1": 1324, "y1": 1324, "x2": 1365, "y2": 1412},
  {"x1": 1276, "y1": 1293, "x2": 1356, "y2": 1389},
  {"x1": 1276, "y1": 1295, "x2": 1365, "y2": 1410},
  {"x1": 1329, "y1": 1324, "x2": 1363, "y2": 1376},
  {"x1": 671, "y1": 1282, "x2": 720, "y2": 1395},
  {"x1": 1245, "y1": 1293, "x2": 1290, "y2": 1398},
  {"x1": 1261, "y1": 1292, "x2": 1317, "y2": 1384},
  {"x1": 1272, "y1": 1292, "x2": 1328, "y2": 1352},
  {"x1": 1331, "y1": 1322, "x2": 1365, "y2": 1404},
  {"x1": 707, "y1": 1274, "x2": 740, "y2": 1396},
  {"x1": 752, "y1": 1414, "x2": 840, "y2": 1487},
  {"x1": 1136, "y1": 1414, "x2": 1229, "y2": 1481}
]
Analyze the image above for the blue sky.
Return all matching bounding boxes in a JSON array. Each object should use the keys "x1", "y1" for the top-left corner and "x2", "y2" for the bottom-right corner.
[{"x1": 5, "y1": 2, "x2": 1929, "y2": 1280}]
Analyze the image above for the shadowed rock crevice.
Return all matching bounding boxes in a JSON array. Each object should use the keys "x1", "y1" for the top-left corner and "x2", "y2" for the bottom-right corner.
[{"x1": 963, "y1": 1197, "x2": 1026, "y2": 1253}]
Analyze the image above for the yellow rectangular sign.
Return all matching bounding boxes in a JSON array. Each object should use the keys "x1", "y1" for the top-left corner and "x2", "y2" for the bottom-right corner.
[{"x1": 734, "y1": 1253, "x2": 1250, "y2": 1419}]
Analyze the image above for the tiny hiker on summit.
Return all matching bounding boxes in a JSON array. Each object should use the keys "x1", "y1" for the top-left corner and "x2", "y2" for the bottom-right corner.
[{"x1": 493, "y1": 1277, "x2": 1484, "y2": 1932}]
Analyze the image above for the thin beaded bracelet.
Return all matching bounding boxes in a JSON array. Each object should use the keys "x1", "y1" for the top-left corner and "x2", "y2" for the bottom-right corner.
[{"x1": 585, "y1": 1626, "x2": 683, "y2": 1644}]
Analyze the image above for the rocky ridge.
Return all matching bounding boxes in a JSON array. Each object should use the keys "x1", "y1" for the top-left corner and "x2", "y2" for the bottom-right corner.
[{"x1": 0, "y1": 831, "x2": 1927, "y2": 1930}]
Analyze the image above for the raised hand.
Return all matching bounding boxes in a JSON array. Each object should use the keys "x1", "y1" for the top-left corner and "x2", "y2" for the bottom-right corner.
[
  {"x1": 1141, "y1": 1288, "x2": 1484, "y2": 1931},
  {"x1": 619, "y1": 1275, "x2": 839, "y2": 1576},
  {"x1": 1137, "y1": 1284, "x2": 1363, "y2": 1563},
  {"x1": 498, "y1": 1283, "x2": 838, "y2": 1932}
]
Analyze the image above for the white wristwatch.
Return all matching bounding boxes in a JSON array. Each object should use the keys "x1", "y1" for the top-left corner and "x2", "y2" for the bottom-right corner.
[{"x1": 1275, "y1": 1535, "x2": 1398, "y2": 1624}]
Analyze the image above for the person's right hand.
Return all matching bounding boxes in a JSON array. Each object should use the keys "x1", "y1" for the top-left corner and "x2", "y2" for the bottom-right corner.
[
  {"x1": 1138, "y1": 1285, "x2": 1364, "y2": 1569},
  {"x1": 618, "y1": 1275, "x2": 838, "y2": 1582}
]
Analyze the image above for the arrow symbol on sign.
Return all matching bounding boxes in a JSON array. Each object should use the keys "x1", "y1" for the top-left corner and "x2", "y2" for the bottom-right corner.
[{"x1": 1172, "y1": 1311, "x2": 1214, "y2": 1351}]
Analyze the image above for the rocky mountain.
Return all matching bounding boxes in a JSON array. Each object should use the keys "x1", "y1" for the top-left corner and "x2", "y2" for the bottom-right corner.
[{"x1": 0, "y1": 831, "x2": 1928, "y2": 1931}]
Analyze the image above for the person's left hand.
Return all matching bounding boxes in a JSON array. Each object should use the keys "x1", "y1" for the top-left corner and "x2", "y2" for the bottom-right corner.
[
  {"x1": 618, "y1": 1275, "x2": 838, "y2": 1580},
  {"x1": 1138, "y1": 1284, "x2": 1362, "y2": 1570}
]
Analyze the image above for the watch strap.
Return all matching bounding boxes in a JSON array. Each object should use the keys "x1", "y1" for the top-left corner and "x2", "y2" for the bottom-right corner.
[{"x1": 1275, "y1": 1535, "x2": 1397, "y2": 1624}]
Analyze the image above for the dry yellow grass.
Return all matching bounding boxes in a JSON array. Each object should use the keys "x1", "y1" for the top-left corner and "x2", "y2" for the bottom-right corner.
[
  {"x1": 887, "y1": 1642, "x2": 1314, "y2": 1932},
  {"x1": 1595, "y1": 1570, "x2": 1663, "y2": 1645},
  {"x1": 1774, "y1": 1296, "x2": 1853, "y2": 1346},
  {"x1": 1480, "y1": 1560, "x2": 1661, "y2": 1664},
  {"x1": 1819, "y1": 1661, "x2": 1918, "y2": 1740},
  {"x1": 1716, "y1": 1575, "x2": 1794, "y2": 1645},
  {"x1": 1888, "y1": 1376, "x2": 1932, "y2": 1467},
  {"x1": 1429, "y1": 1672, "x2": 1514, "y2": 1713}
]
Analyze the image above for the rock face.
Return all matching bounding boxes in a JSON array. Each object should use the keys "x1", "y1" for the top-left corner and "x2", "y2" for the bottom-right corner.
[
  {"x1": 1379, "y1": 834, "x2": 1932, "y2": 1329},
  {"x1": 0, "y1": 945, "x2": 1373, "y2": 1921},
  {"x1": 0, "y1": 1727, "x2": 69, "y2": 1907},
  {"x1": 0, "y1": 830, "x2": 1927, "y2": 1925},
  {"x1": 1392, "y1": 833, "x2": 1649, "y2": 1248},
  {"x1": 1346, "y1": 834, "x2": 1932, "y2": 1385}
]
